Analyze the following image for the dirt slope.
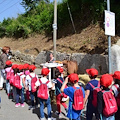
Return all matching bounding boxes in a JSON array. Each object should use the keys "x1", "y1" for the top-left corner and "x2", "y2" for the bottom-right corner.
[{"x1": 0, "y1": 24, "x2": 119, "y2": 56}]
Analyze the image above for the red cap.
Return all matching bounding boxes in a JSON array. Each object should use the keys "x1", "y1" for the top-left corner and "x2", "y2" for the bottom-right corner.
[
  {"x1": 112, "y1": 71, "x2": 120, "y2": 80},
  {"x1": 24, "y1": 63, "x2": 29, "y2": 69},
  {"x1": 17, "y1": 65, "x2": 24, "y2": 70},
  {"x1": 41, "y1": 68, "x2": 50, "y2": 76},
  {"x1": 12, "y1": 64, "x2": 18, "y2": 69},
  {"x1": 6, "y1": 60, "x2": 12, "y2": 65},
  {"x1": 86, "y1": 68, "x2": 98, "y2": 77},
  {"x1": 100, "y1": 74, "x2": 113, "y2": 87},
  {"x1": 57, "y1": 66, "x2": 63, "y2": 73},
  {"x1": 68, "y1": 73, "x2": 79, "y2": 83},
  {"x1": 28, "y1": 65, "x2": 36, "y2": 71}
]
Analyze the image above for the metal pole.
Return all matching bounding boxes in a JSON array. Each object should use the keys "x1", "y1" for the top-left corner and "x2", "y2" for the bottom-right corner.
[
  {"x1": 107, "y1": 0, "x2": 111, "y2": 73},
  {"x1": 53, "y1": 0, "x2": 57, "y2": 60},
  {"x1": 67, "y1": 2, "x2": 76, "y2": 33}
]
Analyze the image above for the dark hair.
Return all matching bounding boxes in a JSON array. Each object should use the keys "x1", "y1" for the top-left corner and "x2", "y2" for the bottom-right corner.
[
  {"x1": 5, "y1": 64, "x2": 12, "y2": 69},
  {"x1": 13, "y1": 68, "x2": 18, "y2": 75},
  {"x1": 55, "y1": 68, "x2": 61, "y2": 78},
  {"x1": 89, "y1": 75, "x2": 97, "y2": 79},
  {"x1": 19, "y1": 69, "x2": 23, "y2": 73},
  {"x1": 114, "y1": 79, "x2": 120, "y2": 86},
  {"x1": 46, "y1": 51, "x2": 53, "y2": 62},
  {"x1": 29, "y1": 69, "x2": 34, "y2": 73}
]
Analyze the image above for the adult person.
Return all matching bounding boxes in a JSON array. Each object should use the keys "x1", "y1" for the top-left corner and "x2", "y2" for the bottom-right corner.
[
  {"x1": 0, "y1": 46, "x2": 10, "y2": 90},
  {"x1": 46, "y1": 51, "x2": 55, "y2": 63}
]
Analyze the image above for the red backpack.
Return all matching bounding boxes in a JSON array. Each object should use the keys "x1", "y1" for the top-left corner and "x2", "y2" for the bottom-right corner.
[
  {"x1": 13, "y1": 74, "x2": 23, "y2": 89},
  {"x1": 113, "y1": 85, "x2": 120, "y2": 107},
  {"x1": 57, "y1": 78, "x2": 68, "y2": 98},
  {"x1": 9, "y1": 73, "x2": 15, "y2": 85},
  {"x1": 37, "y1": 79, "x2": 50, "y2": 100},
  {"x1": 29, "y1": 74, "x2": 38, "y2": 92},
  {"x1": 6, "y1": 69, "x2": 12, "y2": 80},
  {"x1": 72, "y1": 86, "x2": 84, "y2": 111},
  {"x1": 102, "y1": 90, "x2": 118, "y2": 117},
  {"x1": 89, "y1": 82, "x2": 101, "y2": 107}
]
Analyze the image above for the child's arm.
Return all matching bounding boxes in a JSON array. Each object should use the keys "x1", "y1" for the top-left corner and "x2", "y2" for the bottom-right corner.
[
  {"x1": 84, "y1": 90, "x2": 90, "y2": 107},
  {"x1": 61, "y1": 77, "x2": 68, "y2": 92},
  {"x1": 51, "y1": 83, "x2": 55, "y2": 90}
]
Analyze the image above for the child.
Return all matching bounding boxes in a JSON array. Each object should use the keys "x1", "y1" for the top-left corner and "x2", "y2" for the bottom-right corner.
[
  {"x1": 5, "y1": 60, "x2": 13, "y2": 99},
  {"x1": 23, "y1": 63, "x2": 30, "y2": 102},
  {"x1": 61, "y1": 73, "x2": 85, "y2": 120},
  {"x1": 111, "y1": 71, "x2": 120, "y2": 120},
  {"x1": 35, "y1": 68, "x2": 52, "y2": 120},
  {"x1": 52, "y1": 66, "x2": 68, "y2": 117},
  {"x1": 25, "y1": 64, "x2": 38, "y2": 110},
  {"x1": 11, "y1": 64, "x2": 18, "y2": 102},
  {"x1": 84, "y1": 68, "x2": 99, "y2": 120},
  {"x1": 97, "y1": 74, "x2": 117, "y2": 120},
  {"x1": 15, "y1": 65, "x2": 26, "y2": 107}
]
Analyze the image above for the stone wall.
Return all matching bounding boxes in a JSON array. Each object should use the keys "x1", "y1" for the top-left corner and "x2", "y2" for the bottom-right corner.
[
  {"x1": 35, "y1": 52, "x2": 108, "y2": 74},
  {"x1": 0, "y1": 48, "x2": 108, "y2": 74}
]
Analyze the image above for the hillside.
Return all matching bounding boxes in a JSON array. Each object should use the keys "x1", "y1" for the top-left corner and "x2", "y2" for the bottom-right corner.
[{"x1": 0, "y1": 23, "x2": 119, "y2": 56}]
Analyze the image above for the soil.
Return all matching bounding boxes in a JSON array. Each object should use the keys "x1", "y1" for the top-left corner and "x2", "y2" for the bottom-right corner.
[{"x1": 0, "y1": 24, "x2": 119, "y2": 56}]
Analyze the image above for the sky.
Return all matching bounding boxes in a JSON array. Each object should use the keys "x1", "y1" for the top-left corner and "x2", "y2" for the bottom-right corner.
[{"x1": 0, "y1": 0, "x2": 61, "y2": 22}]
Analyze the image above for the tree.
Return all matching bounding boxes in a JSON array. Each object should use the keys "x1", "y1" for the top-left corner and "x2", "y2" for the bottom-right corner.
[
  {"x1": 21, "y1": 0, "x2": 50, "y2": 11},
  {"x1": 21, "y1": 0, "x2": 40, "y2": 11}
]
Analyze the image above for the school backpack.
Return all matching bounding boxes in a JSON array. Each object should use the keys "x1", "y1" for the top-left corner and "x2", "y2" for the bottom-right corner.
[
  {"x1": 13, "y1": 74, "x2": 23, "y2": 89},
  {"x1": 29, "y1": 74, "x2": 38, "y2": 92},
  {"x1": 89, "y1": 82, "x2": 101, "y2": 107},
  {"x1": 57, "y1": 78, "x2": 68, "y2": 98},
  {"x1": 37, "y1": 79, "x2": 50, "y2": 100},
  {"x1": 102, "y1": 90, "x2": 118, "y2": 117},
  {"x1": 113, "y1": 85, "x2": 120, "y2": 107},
  {"x1": 9, "y1": 73, "x2": 15, "y2": 85},
  {"x1": 6, "y1": 69, "x2": 12, "y2": 80},
  {"x1": 72, "y1": 86, "x2": 84, "y2": 111}
]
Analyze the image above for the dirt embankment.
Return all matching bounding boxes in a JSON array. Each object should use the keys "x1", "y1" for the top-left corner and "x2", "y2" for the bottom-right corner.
[{"x1": 0, "y1": 24, "x2": 119, "y2": 56}]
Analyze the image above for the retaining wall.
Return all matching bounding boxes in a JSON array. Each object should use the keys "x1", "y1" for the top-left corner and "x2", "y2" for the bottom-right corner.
[{"x1": 0, "y1": 48, "x2": 108, "y2": 74}]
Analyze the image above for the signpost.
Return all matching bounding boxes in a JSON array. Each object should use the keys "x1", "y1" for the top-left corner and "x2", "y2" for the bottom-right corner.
[{"x1": 105, "y1": 0, "x2": 115, "y2": 73}]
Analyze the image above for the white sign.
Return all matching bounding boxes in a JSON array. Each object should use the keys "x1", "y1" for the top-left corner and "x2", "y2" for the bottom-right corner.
[{"x1": 105, "y1": 10, "x2": 115, "y2": 36}]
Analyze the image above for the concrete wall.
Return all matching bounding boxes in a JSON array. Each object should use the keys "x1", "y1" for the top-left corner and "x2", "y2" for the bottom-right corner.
[{"x1": 35, "y1": 52, "x2": 108, "y2": 74}]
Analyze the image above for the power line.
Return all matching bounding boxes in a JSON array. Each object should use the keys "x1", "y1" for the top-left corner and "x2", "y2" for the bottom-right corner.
[{"x1": 0, "y1": 0, "x2": 20, "y2": 15}]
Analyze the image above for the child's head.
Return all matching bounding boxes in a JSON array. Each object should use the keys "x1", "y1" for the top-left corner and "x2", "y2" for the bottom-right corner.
[
  {"x1": 55, "y1": 66, "x2": 63, "y2": 78},
  {"x1": 29, "y1": 65, "x2": 36, "y2": 72},
  {"x1": 17, "y1": 65, "x2": 24, "y2": 72},
  {"x1": 41, "y1": 68, "x2": 49, "y2": 76},
  {"x1": 100, "y1": 74, "x2": 113, "y2": 88},
  {"x1": 12, "y1": 64, "x2": 18, "y2": 74},
  {"x1": 6, "y1": 60, "x2": 12, "y2": 67},
  {"x1": 23, "y1": 63, "x2": 29, "y2": 70},
  {"x1": 86, "y1": 68, "x2": 98, "y2": 79},
  {"x1": 112, "y1": 71, "x2": 120, "y2": 85},
  {"x1": 68, "y1": 73, "x2": 79, "y2": 84}
]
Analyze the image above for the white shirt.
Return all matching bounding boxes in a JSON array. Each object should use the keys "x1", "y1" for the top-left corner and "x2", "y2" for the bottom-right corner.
[
  {"x1": 25, "y1": 73, "x2": 38, "y2": 91},
  {"x1": 17, "y1": 72, "x2": 26, "y2": 87},
  {"x1": 111, "y1": 84, "x2": 119, "y2": 97}
]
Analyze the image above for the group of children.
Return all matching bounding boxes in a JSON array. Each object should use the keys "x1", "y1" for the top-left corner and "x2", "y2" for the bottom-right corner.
[{"x1": 3, "y1": 60, "x2": 120, "y2": 120}]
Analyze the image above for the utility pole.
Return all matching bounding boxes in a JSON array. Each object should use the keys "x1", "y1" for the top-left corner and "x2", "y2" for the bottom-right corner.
[
  {"x1": 53, "y1": 0, "x2": 57, "y2": 60},
  {"x1": 107, "y1": 0, "x2": 111, "y2": 73}
]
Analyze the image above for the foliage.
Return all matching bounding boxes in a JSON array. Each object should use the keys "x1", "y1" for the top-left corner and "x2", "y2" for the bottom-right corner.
[{"x1": 0, "y1": 0, "x2": 120, "y2": 38}]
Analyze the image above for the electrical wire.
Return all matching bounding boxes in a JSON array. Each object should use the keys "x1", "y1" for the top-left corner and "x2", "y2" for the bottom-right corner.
[{"x1": 0, "y1": 0, "x2": 20, "y2": 15}]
